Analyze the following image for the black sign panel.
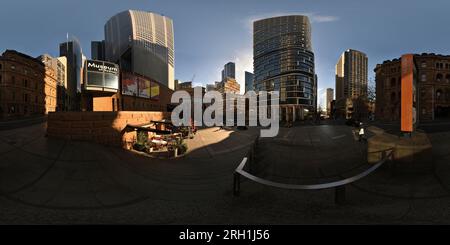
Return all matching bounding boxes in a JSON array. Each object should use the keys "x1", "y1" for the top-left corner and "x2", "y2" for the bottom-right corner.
[
  {"x1": 86, "y1": 60, "x2": 119, "y2": 75},
  {"x1": 85, "y1": 60, "x2": 119, "y2": 90}
]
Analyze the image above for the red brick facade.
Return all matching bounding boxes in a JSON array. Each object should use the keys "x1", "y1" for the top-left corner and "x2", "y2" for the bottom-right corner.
[{"x1": 47, "y1": 111, "x2": 170, "y2": 147}]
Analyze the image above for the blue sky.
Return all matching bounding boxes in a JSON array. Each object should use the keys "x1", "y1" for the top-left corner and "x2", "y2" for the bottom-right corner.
[{"x1": 2, "y1": 0, "x2": 450, "y2": 106}]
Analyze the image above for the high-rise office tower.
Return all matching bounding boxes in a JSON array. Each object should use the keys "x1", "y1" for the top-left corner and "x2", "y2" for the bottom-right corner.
[
  {"x1": 326, "y1": 88, "x2": 334, "y2": 114},
  {"x1": 245, "y1": 71, "x2": 254, "y2": 93},
  {"x1": 335, "y1": 49, "x2": 368, "y2": 101},
  {"x1": 60, "y1": 38, "x2": 83, "y2": 111},
  {"x1": 91, "y1": 41, "x2": 106, "y2": 61},
  {"x1": 253, "y1": 15, "x2": 316, "y2": 120},
  {"x1": 221, "y1": 62, "x2": 235, "y2": 81},
  {"x1": 105, "y1": 10, "x2": 175, "y2": 89}
]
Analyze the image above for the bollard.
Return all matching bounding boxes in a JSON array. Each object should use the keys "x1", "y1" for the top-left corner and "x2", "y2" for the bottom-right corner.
[{"x1": 334, "y1": 186, "x2": 346, "y2": 205}]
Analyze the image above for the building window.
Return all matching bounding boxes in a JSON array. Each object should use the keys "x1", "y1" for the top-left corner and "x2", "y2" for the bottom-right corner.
[
  {"x1": 446, "y1": 74, "x2": 450, "y2": 83},
  {"x1": 390, "y1": 78, "x2": 396, "y2": 87},
  {"x1": 436, "y1": 89, "x2": 443, "y2": 101},
  {"x1": 11, "y1": 65, "x2": 15, "y2": 70},
  {"x1": 421, "y1": 61, "x2": 427, "y2": 68},
  {"x1": 421, "y1": 74, "x2": 427, "y2": 82},
  {"x1": 11, "y1": 76, "x2": 15, "y2": 84},
  {"x1": 436, "y1": 73, "x2": 443, "y2": 81}
]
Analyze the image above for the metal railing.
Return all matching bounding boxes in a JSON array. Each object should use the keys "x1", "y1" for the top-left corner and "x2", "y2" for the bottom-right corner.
[{"x1": 233, "y1": 137, "x2": 394, "y2": 204}]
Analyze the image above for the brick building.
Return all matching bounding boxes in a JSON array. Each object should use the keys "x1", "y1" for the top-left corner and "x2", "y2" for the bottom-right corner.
[
  {"x1": 0, "y1": 50, "x2": 57, "y2": 120},
  {"x1": 374, "y1": 53, "x2": 450, "y2": 121}
]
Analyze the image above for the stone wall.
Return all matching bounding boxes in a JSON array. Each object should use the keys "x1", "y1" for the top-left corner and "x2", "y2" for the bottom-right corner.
[{"x1": 47, "y1": 111, "x2": 170, "y2": 147}]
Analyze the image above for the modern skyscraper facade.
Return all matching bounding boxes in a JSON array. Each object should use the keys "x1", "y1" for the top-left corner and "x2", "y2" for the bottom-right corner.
[
  {"x1": 104, "y1": 10, "x2": 175, "y2": 90},
  {"x1": 253, "y1": 15, "x2": 316, "y2": 121},
  {"x1": 334, "y1": 49, "x2": 368, "y2": 119},
  {"x1": 91, "y1": 41, "x2": 106, "y2": 61},
  {"x1": 221, "y1": 62, "x2": 235, "y2": 81},
  {"x1": 60, "y1": 38, "x2": 83, "y2": 111},
  {"x1": 326, "y1": 88, "x2": 334, "y2": 115},
  {"x1": 245, "y1": 71, "x2": 254, "y2": 93},
  {"x1": 335, "y1": 49, "x2": 368, "y2": 101}
]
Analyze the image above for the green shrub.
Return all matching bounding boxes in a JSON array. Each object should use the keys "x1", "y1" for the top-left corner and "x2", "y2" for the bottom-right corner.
[{"x1": 178, "y1": 142, "x2": 188, "y2": 154}]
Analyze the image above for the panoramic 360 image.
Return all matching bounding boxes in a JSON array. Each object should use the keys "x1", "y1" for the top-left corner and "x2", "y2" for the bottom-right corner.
[{"x1": 1, "y1": 0, "x2": 450, "y2": 239}]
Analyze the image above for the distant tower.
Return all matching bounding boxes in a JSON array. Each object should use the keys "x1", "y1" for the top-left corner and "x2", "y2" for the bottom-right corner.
[
  {"x1": 60, "y1": 38, "x2": 83, "y2": 111},
  {"x1": 91, "y1": 40, "x2": 105, "y2": 60},
  {"x1": 221, "y1": 62, "x2": 235, "y2": 81},
  {"x1": 335, "y1": 49, "x2": 368, "y2": 101},
  {"x1": 326, "y1": 88, "x2": 334, "y2": 115},
  {"x1": 245, "y1": 71, "x2": 254, "y2": 93}
]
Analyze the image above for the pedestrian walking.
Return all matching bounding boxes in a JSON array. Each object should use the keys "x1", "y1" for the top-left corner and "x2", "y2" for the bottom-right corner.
[{"x1": 358, "y1": 123, "x2": 365, "y2": 142}]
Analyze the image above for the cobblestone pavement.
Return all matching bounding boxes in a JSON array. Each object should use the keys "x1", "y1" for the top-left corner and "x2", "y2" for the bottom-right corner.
[{"x1": 1, "y1": 122, "x2": 450, "y2": 224}]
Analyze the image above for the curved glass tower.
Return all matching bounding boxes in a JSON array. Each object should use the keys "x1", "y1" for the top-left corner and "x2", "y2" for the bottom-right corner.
[
  {"x1": 253, "y1": 15, "x2": 316, "y2": 114},
  {"x1": 105, "y1": 10, "x2": 175, "y2": 89}
]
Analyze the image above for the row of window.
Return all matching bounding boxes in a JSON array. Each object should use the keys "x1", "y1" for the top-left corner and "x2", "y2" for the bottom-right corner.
[
  {"x1": 0, "y1": 63, "x2": 40, "y2": 77},
  {"x1": 0, "y1": 105, "x2": 43, "y2": 115},
  {"x1": 0, "y1": 75, "x2": 41, "y2": 90},
  {"x1": 389, "y1": 89, "x2": 450, "y2": 103},
  {"x1": 387, "y1": 73, "x2": 450, "y2": 86},
  {"x1": 0, "y1": 91, "x2": 40, "y2": 103},
  {"x1": 433, "y1": 62, "x2": 450, "y2": 70}
]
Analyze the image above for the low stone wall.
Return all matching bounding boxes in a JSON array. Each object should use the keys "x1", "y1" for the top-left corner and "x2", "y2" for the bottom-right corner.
[
  {"x1": 367, "y1": 128, "x2": 433, "y2": 173},
  {"x1": 47, "y1": 111, "x2": 170, "y2": 147}
]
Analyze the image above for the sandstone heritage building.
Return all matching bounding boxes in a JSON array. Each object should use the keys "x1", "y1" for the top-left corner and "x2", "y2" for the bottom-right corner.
[{"x1": 0, "y1": 50, "x2": 57, "y2": 120}]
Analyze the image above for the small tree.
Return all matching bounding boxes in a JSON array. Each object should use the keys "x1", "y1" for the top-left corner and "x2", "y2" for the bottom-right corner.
[{"x1": 367, "y1": 78, "x2": 376, "y2": 103}]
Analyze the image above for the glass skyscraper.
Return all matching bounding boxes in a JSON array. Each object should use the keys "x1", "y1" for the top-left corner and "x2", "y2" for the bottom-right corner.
[
  {"x1": 253, "y1": 15, "x2": 316, "y2": 119},
  {"x1": 104, "y1": 10, "x2": 175, "y2": 89},
  {"x1": 60, "y1": 36, "x2": 83, "y2": 111},
  {"x1": 221, "y1": 62, "x2": 235, "y2": 81},
  {"x1": 245, "y1": 71, "x2": 254, "y2": 93}
]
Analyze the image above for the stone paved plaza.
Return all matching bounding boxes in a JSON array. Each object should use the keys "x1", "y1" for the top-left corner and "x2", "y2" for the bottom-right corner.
[{"x1": 1, "y1": 121, "x2": 450, "y2": 224}]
